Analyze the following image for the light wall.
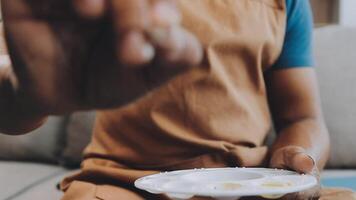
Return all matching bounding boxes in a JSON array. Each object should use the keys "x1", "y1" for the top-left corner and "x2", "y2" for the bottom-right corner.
[{"x1": 339, "y1": 0, "x2": 356, "y2": 26}]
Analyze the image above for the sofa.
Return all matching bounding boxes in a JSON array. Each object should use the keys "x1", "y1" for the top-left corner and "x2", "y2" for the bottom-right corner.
[{"x1": 0, "y1": 25, "x2": 356, "y2": 200}]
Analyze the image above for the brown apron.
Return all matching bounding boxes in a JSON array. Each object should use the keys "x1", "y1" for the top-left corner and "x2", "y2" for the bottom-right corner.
[{"x1": 59, "y1": 1, "x2": 354, "y2": 199}]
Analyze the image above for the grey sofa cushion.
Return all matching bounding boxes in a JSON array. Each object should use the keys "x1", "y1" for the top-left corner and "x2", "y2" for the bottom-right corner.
[
  {"x1": 0, "y1": 161, "x2": 67, "y2": 200},
  {"x1": 9, "y1": 168, "x2": 76, "y2": 200},
  {"x1": 314, "y1": 26, "x2": 356, "y2": 168},
  {"x1": 10, "y1": 171, "x2": 67, "y2": 200},
  {"x1": 0, "y1": 117, "x2": 68, "y2": 163},
  {"x1": 60, "y1": 112, "x2": 95, "y2": 168}
]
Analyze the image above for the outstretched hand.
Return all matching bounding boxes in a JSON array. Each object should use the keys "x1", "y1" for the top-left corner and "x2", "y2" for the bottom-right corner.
[{"x1": 1, "y1": 0, "x2": 202, "y2": 115}]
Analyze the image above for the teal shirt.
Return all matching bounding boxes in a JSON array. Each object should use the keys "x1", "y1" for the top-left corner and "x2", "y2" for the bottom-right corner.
[{"x1": 272, "y1": 0, "x2": 314, "y2": 69}]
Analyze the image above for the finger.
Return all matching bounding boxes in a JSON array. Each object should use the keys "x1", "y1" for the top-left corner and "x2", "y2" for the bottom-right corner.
[
  {"x1": 119, "y1": 31, "x2": 155, "y2": 66},
  {"x1": 110, "y1": 0, "x2": 150, "y2": 31},
  {"x1": 289, "y1": 152, "x2": 315, "y2": 174},
  {"x1": 149, "y1": 26, "x2": 203, "y2": 67},
  {"x1": 109, "y1": 0, "x2": 153, "y2": 65},
  {"x1": 147, "y1": 0, "x2": 202, "y2": 67},
  {"x1": 270, "y1": 147, "x2": 286, "y2": 170},
  {"x1": 150, "y1": 0, "x2": 181, "y2": 27},
  {"x1": 0, "y1": 55, "x2": 11, "y2": 68},
  {"x1": 73, "y1": 0, "x2": 106, "y2": 19},
  {"x1": 270, "y1": 146, "x2": 316, "y2": 174}
]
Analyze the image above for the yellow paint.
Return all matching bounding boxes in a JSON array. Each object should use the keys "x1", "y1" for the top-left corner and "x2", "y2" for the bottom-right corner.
[
  {"x1": 222, "y1": 183, "x2": 243, "y2": 190},
  {"x1": 261, "y1": 181, "x2": 293, "y2": 188}
]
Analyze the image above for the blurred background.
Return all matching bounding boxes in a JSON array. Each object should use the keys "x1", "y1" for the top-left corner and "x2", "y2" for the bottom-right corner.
[{"x1": 311, "y1": 0, "x2": 356, "y2": 26}]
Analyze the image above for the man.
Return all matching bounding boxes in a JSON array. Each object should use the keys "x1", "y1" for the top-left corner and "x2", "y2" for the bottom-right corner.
[{"x1": 0, "y1": 0, "x2": 354, "y2": 199}]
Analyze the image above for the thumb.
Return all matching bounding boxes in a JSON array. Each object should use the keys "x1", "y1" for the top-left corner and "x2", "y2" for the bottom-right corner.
[
  {"x1": 270, "y1": 146, "x2": 316, "y2": 174},
  {"x1": 73, "y1": 0, "x2": 107, "y2": 19}
]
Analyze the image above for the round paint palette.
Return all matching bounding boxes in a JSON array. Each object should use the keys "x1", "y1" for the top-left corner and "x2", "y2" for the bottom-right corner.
[{"x1": 135, "y1": 168, "x2": 317, "y2": 200}]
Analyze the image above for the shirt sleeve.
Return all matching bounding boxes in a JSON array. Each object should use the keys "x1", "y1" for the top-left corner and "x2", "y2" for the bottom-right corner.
[{"x1": 271, "y1": 0, "x2": 314, "y2": 70}]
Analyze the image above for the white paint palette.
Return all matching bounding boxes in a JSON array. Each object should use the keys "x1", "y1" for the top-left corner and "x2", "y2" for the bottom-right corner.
[{"x1": 135, "y1": 168, "x2": 317, "y2": 200}]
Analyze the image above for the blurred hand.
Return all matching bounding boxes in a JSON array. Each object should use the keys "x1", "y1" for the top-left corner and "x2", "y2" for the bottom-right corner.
[
  {"x1": 1, "y1": 0, "x2": 202, "y2": 115},
  {"x1": 269, "y1": 146, "x2": 321, "y2": 200}
]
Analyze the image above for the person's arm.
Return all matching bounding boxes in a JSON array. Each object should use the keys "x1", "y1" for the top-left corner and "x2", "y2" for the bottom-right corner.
[
  {"x1": 0, "y1": 24, "x2": 46, "y2": 134},
  {"x1": 0, "y1": 58, "x2": 46, "y2": 134},
  {"x1": 266, "y1": 68, "x2": 330, "y2": 172},
  {"x1": 0, "y1": 71, "x2": 47, "y2": 134},
  {"x1": 266, "y1": 0, "x2": 330, "y2": 173}
]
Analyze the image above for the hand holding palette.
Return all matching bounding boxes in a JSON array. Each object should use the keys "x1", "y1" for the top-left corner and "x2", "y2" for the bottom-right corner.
[{"x1": 135, "y1": 168, "x2": 317, "y2": 200}]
